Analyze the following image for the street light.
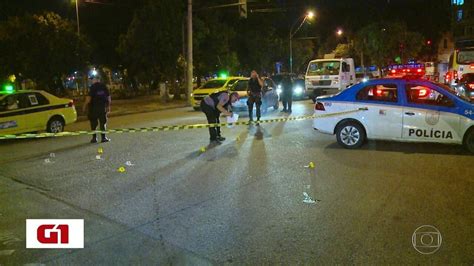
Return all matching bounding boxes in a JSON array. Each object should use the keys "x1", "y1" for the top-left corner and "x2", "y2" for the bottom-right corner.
[
  {"x1": 336, "y1": 29, "x2": 343, "y2": 36},
  {"x1": 289, "y1": 10, "x2": 315, "y2": 73}
]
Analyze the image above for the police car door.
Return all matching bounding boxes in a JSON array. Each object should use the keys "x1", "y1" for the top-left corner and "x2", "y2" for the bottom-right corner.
[
  {"x1": 354, "y1": 82, "x2": 403, "y2": 139},
  {"x1": 402, "y1": 82, "x2": 461, "y2": 143}
]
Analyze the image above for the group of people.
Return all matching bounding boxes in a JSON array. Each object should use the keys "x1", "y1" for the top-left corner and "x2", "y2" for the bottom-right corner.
[
  {"x1": 83, "y1": 70, "x2": 295, "y2": 145},
  {"x1": 201, "y1": 70, "x2": 295, "y2": 145}
]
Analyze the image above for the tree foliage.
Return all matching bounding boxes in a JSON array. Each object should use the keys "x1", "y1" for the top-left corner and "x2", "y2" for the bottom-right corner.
[
  {"x1": 354, "y1": 22, "x2": 424, "y2": 66},
  {"x1": 117, "y1": 0, "x2": 184, "y2": 85},
  {"x1": 0, "y1": 12, "x2": 91, "y2": 89}
]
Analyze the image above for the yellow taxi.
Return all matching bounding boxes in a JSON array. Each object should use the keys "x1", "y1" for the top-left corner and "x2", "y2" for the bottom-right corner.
[
  {"x1": 191, "y1": 77, "x2": 246, "y2": 110},
  {"x1": 0, "y1": 89, "x2": 77, "y2": 135}
]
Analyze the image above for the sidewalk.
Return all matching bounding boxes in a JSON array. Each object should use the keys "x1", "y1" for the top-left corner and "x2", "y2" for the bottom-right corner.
[{"x1": 75, "y1": 95, "x2": 188, "y2": 121}]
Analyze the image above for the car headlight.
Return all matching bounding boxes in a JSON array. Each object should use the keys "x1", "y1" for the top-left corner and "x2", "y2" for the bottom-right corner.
[
  {"x1": 362, "y1": 78, "x2": 368, "y2": 82},
  {"x1": 294, "y1": 86, "x2": 303, "y2": 95},
  {"x1": 276, "y1": 88, "x2": 282, "y2": 95}
]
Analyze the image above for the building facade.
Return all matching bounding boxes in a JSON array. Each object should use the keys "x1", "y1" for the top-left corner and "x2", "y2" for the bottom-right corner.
[{"x1": 452, "y1": 0, "x2": 474, "y2": 42}]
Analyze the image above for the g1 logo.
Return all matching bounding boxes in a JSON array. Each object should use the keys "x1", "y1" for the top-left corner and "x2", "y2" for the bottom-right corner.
[
  {"x1": 37, "y1": 224, "x2": 69, "y2": 244},
  {"x1": 26, "y1": 219, "x2": 83, "y2": 249},
  {"x1": 464, "y1": 109, "x2": 474, "y2": 116}
]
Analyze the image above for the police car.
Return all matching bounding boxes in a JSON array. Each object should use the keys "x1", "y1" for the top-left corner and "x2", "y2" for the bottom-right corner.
[
  {"x1": 313, "y1": 78, "x2": 474, "y2": 152},
  {"x1": 0, "y1": 89, "x2": 77, "y2": 135}
]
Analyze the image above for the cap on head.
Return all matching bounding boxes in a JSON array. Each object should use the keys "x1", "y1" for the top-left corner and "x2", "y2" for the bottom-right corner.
[{"x1": 230, "y1": 91, "x2": 240, "y2": 101}]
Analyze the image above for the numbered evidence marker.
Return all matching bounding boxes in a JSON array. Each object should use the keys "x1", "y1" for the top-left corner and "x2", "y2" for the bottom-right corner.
[
  {"x1": 98, "y1": 147, "x2": 104, "y2": 154},
  {"x1": 304, "y1": 162, "x2": 315, "y2": 169},
  {"x1": 117, "y1": 166, "x2": 126, "y2": 173},
  {"x1": 200, "y1": 147, "x2": 206, "y2": 153}
]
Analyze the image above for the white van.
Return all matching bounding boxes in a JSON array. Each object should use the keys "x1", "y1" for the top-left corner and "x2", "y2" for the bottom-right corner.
[{"x1": 305, "y1": 58, "x2": 356, "y2": 102}]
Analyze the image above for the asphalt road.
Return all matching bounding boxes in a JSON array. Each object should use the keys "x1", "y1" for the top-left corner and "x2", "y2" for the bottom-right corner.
[{"x1": 0, "y1": 100, "x2": 473, "y2": 265}]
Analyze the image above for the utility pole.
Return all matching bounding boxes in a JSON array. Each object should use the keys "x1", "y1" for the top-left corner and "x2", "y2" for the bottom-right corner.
[
  {"x1": 75, "y1": 0, "x2": 80, "y2": 36},
  {"x1": 186, "y1": 0, "x2": 193, "y2": 105}
]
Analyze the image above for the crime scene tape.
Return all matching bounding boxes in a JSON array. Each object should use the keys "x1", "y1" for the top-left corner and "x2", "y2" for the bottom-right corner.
[{"x1": 0, "y1": 109, "x2": 362, "y2": 140}]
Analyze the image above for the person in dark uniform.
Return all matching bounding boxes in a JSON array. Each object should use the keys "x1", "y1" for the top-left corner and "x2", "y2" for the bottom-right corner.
[
  {"x1": 281, "y1": 75, "x2": 294, "y2": 113},
  {"x1": 247, "y1": 70, "x2": 264, "y2": 122},
  {"x1": 83, "y1": 76, "x2": 111, "y2": 143},
  {"x1": 201, "y1": 91, "x2": 239, "y2": 144}
]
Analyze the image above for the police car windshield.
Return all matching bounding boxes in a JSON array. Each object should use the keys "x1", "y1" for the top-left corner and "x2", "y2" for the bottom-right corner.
[
  {"x1": 202, "y1": 80, "x2": 227, "y2": 89},
  {"x1": 434, "y1": 82, "x2": 472, "y2": 103},
  {"x1": 307, "y1": 61, "x2": 340, "y2": 76}
]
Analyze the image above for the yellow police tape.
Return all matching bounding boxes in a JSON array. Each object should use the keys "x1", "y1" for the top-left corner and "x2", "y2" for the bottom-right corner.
[{"x1": 0, "y1": 109, "x2": 362, "y2": 140}]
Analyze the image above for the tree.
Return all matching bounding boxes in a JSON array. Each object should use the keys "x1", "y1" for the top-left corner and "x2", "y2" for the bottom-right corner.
[
  {"x1": 0, "y1": 12, "x2": 91, "y2": 92},
  {"x1": 354, "y1": 22, "x2": 424, "y2": 67},
  {"x1": 117, "y1": 0, "x2": 184, "y2": 97},
  {"x1": 291, "y1": 40, "x2": 315, "y2": 74},
  {"x1": 192, "y1": 12, "x2": 242, "y2": 83},
  {"x1": 233, "y1": 15, "x2": 285, "y2": 75}
]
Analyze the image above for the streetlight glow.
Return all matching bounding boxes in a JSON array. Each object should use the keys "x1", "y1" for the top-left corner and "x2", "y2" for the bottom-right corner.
[
  {"x1": 336, "y1": 29, "x2": 343, "y2": 36},
  {"x1": 289, "y1": 9, "x2": 316, "y2": 73}
]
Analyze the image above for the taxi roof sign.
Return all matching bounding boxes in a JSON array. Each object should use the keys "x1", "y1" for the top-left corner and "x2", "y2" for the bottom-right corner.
[{"x1": 1, "y1": 84, "x2": 15, "y2": 94}]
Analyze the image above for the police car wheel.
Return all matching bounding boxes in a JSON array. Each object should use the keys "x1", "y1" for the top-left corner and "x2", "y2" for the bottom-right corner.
[
  {"x1": 336, "y1": 121, "x2": 365, "y2": 149},
  {"x1": 47, "y1": 118, "x2": 65, "y2": 133},
  {"x1": 464, "y1": 129, "x2": 474, "y2": 153}
]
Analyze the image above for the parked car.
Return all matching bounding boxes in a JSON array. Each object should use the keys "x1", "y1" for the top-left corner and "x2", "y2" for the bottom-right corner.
[
  {"x1": 190, "y1": 77, "x2": 245, "y2": 111},
  {"x1": 270, "y1": 73, "x2": 306, "y2": 100},
  {"x1": 455, "y1": 73, "x2": 474, "y2": 100},
  {"x1": 0, "y1": 89, "x2": 77, "y2": 135},
  {"x1": 230, "y1": 78, "x2": 279, "y2": 112}
]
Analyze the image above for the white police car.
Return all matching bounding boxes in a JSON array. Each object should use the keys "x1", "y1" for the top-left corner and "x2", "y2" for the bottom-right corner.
[{"x1": 313, "y1": 78, "x2": 474, "y2": 152}]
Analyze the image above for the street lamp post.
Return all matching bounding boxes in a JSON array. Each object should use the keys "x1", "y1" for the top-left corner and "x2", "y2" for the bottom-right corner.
[
  {"x1": 186, "y1": 0, "x2": 193, "y2": 105},
  {"x1": 75, "y1": 0, "x2": 80, "y2": 36},
  {"x1": 289, "y1": 11, "x2": 314, "y2": 74}
]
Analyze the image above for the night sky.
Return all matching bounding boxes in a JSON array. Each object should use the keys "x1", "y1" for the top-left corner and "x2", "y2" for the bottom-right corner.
[{"x1": 0, "y1": 0, "x2": 451, "y2": 65}]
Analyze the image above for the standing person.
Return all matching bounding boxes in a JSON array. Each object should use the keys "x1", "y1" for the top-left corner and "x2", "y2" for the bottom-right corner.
[
  {"x1": 83, "y1": 76, "x2": 111, "y2": 143},
  {"x1": 281, "y1": 75, "x2": 294, "y2": 113},
  {"x1": 247, "y1": 70, "x2": 264, "y2": 122},
  {"x1": 201, "y1": 91, "x2": 240, "y2": 144}
]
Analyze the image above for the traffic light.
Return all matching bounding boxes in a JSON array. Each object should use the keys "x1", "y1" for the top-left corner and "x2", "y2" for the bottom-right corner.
[{"x1": 239, "y1": 0, "x2": 247, "y2": 18}]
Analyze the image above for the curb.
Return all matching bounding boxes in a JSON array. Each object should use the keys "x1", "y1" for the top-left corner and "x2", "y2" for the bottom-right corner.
[{"x1": 76, "y1": 104, "x2": 190, "y2": 122}]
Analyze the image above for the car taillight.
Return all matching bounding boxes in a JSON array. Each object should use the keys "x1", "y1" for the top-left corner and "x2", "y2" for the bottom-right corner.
[
  {"x1": 68, "y1": 100, "x2": 74, "y2": 107},
  {"x1": 315, "y1": 102, "x2": 325, "y2": 111},
  {"x1": 419, "y1": 89, "x2": 428, "y2": 97},
  {"x1": 468, "y1": 83, "x2": 474, "y2": 90},
  {"x1": 454, "y1": 70, "x2": 458, "y2": 79}
]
